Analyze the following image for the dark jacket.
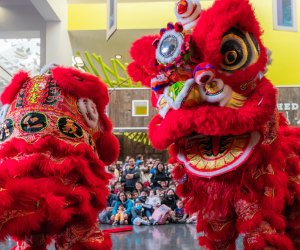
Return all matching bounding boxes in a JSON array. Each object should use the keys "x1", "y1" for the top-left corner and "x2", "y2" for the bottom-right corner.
[
  {"x1": 121, "y1": 167, "x2": 141, "y2": 188},
  {"x1": 161, "y1": 196, "x2": 177, "y2": 210},
  {"x1": 106, "y1": 193, "x2": 118, "y2": 207},
  {"x1": 151, "y1": 168, "x2": 170, "y2": 188}
]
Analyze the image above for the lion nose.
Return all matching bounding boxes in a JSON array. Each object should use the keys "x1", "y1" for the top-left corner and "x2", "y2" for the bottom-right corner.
[{"x1": 193, "y1": 63, "x2": 216, "y2": 85}]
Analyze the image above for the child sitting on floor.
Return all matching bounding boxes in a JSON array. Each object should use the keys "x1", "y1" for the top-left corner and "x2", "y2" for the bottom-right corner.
[
  {"x1": 131, "y1": 198, "x2": 151, "y2": 226},
  {"x1": 173, "y1": 199, "x2": 188, "y2": 223},
  {"x1": 112, "y1": 204, "x2": 126, "y2": 225}
]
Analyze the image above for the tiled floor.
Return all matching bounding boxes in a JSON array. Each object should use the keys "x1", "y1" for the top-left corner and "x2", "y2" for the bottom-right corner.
[{"x1": 0, "y1": 224, "x2": 200, "y2": 250}]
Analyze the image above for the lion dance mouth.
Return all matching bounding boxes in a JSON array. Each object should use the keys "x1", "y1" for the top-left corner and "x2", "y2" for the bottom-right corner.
[{"x1": 175, "y1": 131, "x2": 261, "y2": 178}]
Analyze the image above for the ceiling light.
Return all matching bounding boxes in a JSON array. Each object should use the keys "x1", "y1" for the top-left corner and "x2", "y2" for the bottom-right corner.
[
  {"x1": 115, "y1": 55, "x2": 122, "y2": 59},
  {"x1": 72, "y1": 56, "x2": 84, "y2": 67}
]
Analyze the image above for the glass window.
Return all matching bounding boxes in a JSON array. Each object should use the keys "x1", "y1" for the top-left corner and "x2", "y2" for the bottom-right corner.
[
  {"x1": 274, "y1": 0, "x2": 297, "y2": 31},
  {"x1": 0, "y1": 38, "x2": 40, "y2": 87},
  {"x1": 132, "y1": 100, "x2": 149, "y2": 117}
]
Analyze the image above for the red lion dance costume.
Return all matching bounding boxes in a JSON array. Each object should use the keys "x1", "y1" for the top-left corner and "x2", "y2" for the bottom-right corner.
[
  {"x1": 128, "y1": 0, "x2": 300, "y2": 249},
  {"x1": 0, "y1": 66, "x2": 119, "y2": 249}
]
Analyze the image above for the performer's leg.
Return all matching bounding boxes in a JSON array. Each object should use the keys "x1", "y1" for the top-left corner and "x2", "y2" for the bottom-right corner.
[
  {"x1": 54, "y1": 222, "x2": 112, "y2": 250},
  {"x1": 235, "y1": 198, "x2": 294, "y2": 250},
  {"x1": 197, "y1": 213, "x2": 237, "y2": 250}
]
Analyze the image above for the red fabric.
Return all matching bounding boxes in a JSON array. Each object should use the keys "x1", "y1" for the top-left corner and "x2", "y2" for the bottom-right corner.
[
  {"x1": 0, "y1": 67, "x2": 119, "y2": 249},
  {"x1": 128, "y1": 0, "x2": 300, "y2": 249},
  {"x1": 127, "y1": 35, "x2": 160, "y2": 87}
]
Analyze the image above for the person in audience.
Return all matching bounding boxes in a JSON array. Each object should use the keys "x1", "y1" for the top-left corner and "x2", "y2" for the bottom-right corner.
[
  {"x1": 173, "y1": 199, "x2": 188, "y2": 223},
  {"x1": 155, "y1": 187, "x2": 165, "y2": 199},
  {"x1": 168, "y1": 181, "x2": 177, "y2": 191},
  {"x1": 138, "y1": 190, "x2": 152, "y2": 220},
  {"x1": 112, "y1": 204, "x2": 126, "y2": 225},
  {"x1": 158, "y1": 180, "x2": 169, "y2": 191},
  {"x1": 123, "y1": 155, "x2": 131, "y2": 169},
  {"x1": 132, "y1": 190, "x2": 139, "y2": 200},
  {"x1": 134, "y1": 181, "x2": 144, "y2": 195},
  {"x1": 131, "y1": 198, "x2": 150, "y2": 226},
  {"x1": 150, "y1": 162, "x2": 170, "y2": 189},
  {"x1": 161, "y1": 188, "x2": 177, "y2": 210},
  {"x1": 150, "y1": 159, "x2": 161, "y2": 174},
  {"x1": 140, "y1": 163, "x2": 151, "y2": 188},
  {"x1": 116, "y1": 161, "x2": 124, "y2": 173},
  {"x1": 98, "y1": 187, "x2": 118, "y2": 224},
  {"x1": 146, "y1": 189, "x2": 161, "y2": 208},
  {"x1": 107, "y1": 163, "x2": 120, "y2": 182},
  {"x1": 125, "y1": 191, "x2": 133, "y2": 200},
  {"x1": 135, "y1": 154, "x2": 144, "y2": 168},
  {"x1": 111, "y1": 191, "x2": 133, "y2": 223},
  {"x1": 121, "y1": 158, "x2": 140, "y2": 192},
  {"x1": 113, "y1": 181, "x2": 123, "y2": 195}
]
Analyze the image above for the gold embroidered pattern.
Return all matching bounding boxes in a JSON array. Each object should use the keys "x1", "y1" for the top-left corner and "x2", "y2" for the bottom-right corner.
[
  {"x1": 235, "y1": 200, "x2": 259, "y2": 221},
  {"x1": 251, "y1": 164, "x2": 275, "y2": 180},
  {"x1": 0, "y1": 210, "x2": 37, "y2": 231},
  {"x1": 289, "y1": 176, "x2": 300, "y2": 184},
  {"x1": 209, "y1": 219, "x2": 233, "y2": 232}
]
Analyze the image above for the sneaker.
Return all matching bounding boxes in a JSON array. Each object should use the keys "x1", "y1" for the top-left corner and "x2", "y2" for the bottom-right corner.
[
  {"x1": 144, "y1": 221, "x2": 151, "y2": 226},
  {"x1": 150, "y1": 219, "x2": 157, "y2": 225},
  {"x1": 112, "y1": 221, "x2": 118, "y2": 226},
  {"x1": 120, "y1": 220, "x2": 124, "y2": 225}
]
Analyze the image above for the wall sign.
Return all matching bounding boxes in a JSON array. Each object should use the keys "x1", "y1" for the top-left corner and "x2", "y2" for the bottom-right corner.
[{"x1": 277, "y1": 87, "x2": 300, "y2": 126}]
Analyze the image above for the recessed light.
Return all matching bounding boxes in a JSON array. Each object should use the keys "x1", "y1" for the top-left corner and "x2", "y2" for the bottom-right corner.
[
  {"x1": 72, "y1": 56, "x2": 84, "y2": 67},
  {"x1": 115, "y1": 55, "x2": 122, "y2": 59}
]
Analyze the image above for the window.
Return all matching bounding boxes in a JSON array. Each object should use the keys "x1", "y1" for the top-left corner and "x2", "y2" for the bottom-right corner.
[
  {"x1": 273, "y1": 0, "x2": 297, "y2": 31},
  {"x1": 132, "y1": 100, "x2": 149, "y2": 117}
]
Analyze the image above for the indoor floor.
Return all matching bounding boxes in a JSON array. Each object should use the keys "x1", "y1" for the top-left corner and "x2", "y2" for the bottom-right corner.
[{"x1": 0, "y1": 224, "x2": 200, "y2": 250}]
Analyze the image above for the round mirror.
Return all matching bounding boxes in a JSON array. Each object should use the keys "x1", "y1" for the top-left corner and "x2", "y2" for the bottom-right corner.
[
  {"x1": 156, "y1": 29, "x2": 184, "y2": 65},
  {"x1": 160, "y1": 35, "x2": 178, "y2": 57}
]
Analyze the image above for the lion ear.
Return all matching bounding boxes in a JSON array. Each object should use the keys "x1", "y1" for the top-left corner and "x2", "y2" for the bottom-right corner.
[
  {"x1": 127, "y1": 62, "x2": 152, "y2": 87},
  {"x1": 96, "y1": 130, "x2": 120, "y2": 165},
  {"x1": 1, "y1": 71, "x2": 29, "y2": 105},
  {"x1": 128, "y1": 35, "x2": 160, "y2": 87}
]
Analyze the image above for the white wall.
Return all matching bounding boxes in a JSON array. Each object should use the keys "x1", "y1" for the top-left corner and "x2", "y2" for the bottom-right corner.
[
  {"x1": 44, "y1": 0, "x2": 73, "y2": 66},
  {"x1": 0, "y1": 1, "x2": 73, "y2": 69}
]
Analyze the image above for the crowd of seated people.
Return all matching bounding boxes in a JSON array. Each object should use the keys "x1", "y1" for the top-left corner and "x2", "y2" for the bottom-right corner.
[{"x1": 99, "y1": 155, "x2": 197, "y2": 226}]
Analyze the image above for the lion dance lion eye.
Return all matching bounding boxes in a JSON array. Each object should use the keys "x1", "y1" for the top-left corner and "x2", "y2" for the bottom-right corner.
[{"x1": 220, "y1": 27, "x2": 260, "y2": 72}]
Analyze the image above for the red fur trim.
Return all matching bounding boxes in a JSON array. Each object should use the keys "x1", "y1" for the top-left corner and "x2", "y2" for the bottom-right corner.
[
  {"x1": 1, "y1": 71, "x2": 29, "y2": 104},
  {"x1": 51, "y1": 67, "x2": 109, "y2": 111},
  {"x1": 51, "y1": 66, "x2": 116, "y2": 137},
  {"x1": 96, "y1": 131, "x2": 120, "y2": 165},
  {"x1": 263, "y1": 234, "x2": 294, "y2": 250},
  {"x1": 127, "y1": 35, "x2": 160, "y2": 87},
  {"x1": 149, "y1": 79, "x2": 276, "y2": 150},
  {"x1": 198, "y1": 236, "x2": 216, "y2": 250},
  {"x1": 0, "y1": 137, "x2": 110, "y2": 239}
]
